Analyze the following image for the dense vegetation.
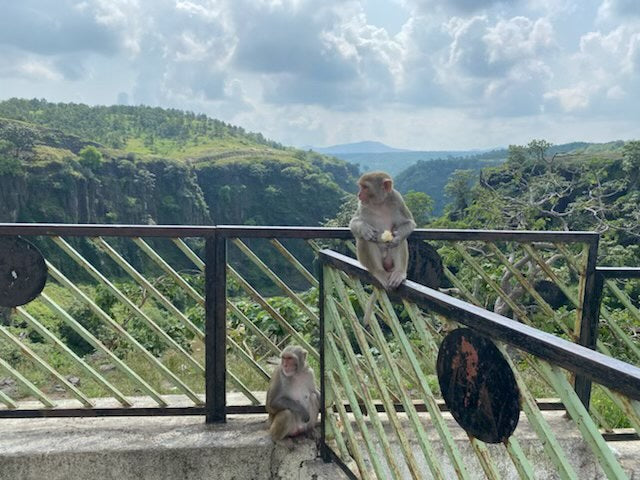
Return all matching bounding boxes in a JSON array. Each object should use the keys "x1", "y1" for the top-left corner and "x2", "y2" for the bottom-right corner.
[
  {"x1": 395, "y1": 157, "x2": 504, "y2": 215},
  {"x1": 1, "y1": 100, "x2": 638, "y2": 430},
  {"x1": 391, "y1": 142, "x2": 597, "y2": 216},
  {"x1": 431, "y1": 139, "x2": 639, "y2": 263},
  {"x1": 0, "y1": 99, "x2": 358, "y2": 226},
  {"x1": 0, "y1": 97, "x2": 282, "y2": 154}
]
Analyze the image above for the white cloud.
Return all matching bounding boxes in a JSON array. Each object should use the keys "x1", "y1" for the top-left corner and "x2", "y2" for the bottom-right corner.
[
  {"x1": 19, "y1": 60, "x2": 65, "y2": 82},
  {"x1": 0, "y1": 0, "x2": 639, "y2": 149},
  {"x1": 405, "y1": 0, "x2": 518, "y2": 15},
  {"x1": 598, "y1": 0, "x2": 640, "y2": 21},
  {"x1": 484, "y1": 16, "x2": 555, "y2": 65},
  {"x1": 544, "y1": 83, "x2": 592, "y2": 112},
  {"x1": 545, "y1": 26, "x2": 640, "y2": 116}
]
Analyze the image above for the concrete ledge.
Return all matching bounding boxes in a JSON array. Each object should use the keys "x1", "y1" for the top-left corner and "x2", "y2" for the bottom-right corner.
[
  {"x1": 0, "y1": 415, "x2": 347, "y2": 480},
  {"x1": 2, "y1": 409, "x2": 638, "y2": 479}
]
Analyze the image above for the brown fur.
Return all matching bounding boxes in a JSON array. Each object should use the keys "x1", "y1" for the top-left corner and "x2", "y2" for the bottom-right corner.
[
  {"x1": 266, "y1": 346, "x2": 320, "y2": 442},
  {"x1": 349, "y1": 171, "x2": 416, "y2": 290}
]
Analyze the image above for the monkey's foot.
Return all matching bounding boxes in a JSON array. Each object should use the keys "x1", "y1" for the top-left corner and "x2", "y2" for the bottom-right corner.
[
  {"x1": 388, "y1": 271, "x2": 406, "y2": 289},
  {"x1": 275, "y1": 437, "x2": 297, "y2": 451}
]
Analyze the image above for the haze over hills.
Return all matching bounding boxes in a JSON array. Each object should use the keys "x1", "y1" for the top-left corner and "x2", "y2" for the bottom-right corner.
[
  {"x1": 312, "y1": 141, "x2": 411, "y2": 154},
  {"x1": 310, "y1": 141, "x2": 505, "y2": 176},
  {"x1": 311, "y1": 140, "x2": 605, "y2": 176}
]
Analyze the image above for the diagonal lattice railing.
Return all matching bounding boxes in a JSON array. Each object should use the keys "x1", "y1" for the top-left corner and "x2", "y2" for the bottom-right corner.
[
  {"x1": 1, "y1": 223, "x2": 636, "y2": 432},
  {"x1": 594, "y1": 268, "x2": 640, "y2": 367},
  {"x1": 319, "y1": 249, "x2": 640, "y2": 480},
  {"x1": 0, "y1": 224, "x2": 219, "y2": 418}
]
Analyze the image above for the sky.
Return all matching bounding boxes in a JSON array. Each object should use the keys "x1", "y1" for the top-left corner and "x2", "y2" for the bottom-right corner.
[{"x1": 1, "y1": 0, "x2": 639, "y2": 150}]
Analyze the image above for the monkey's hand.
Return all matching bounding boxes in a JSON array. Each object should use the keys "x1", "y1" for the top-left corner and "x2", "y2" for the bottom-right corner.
[
  {"x1": 389, "y1": 230, "x2": 403, "y2": 247},
  {"x1": 301, "y1": 410, "x2": 310, "y2": 423},
  {"x1": 360, "y1": 224, "x2": 379, "y2": 242}
]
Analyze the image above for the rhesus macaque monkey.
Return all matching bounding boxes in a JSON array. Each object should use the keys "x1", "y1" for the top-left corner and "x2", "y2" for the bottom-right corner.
[
  {"x1": 266, "y1": 345, "x2": 320, "y2": 442},
  {"x1": 350, "y1": 171, "x2": 416, "y2": 290}
]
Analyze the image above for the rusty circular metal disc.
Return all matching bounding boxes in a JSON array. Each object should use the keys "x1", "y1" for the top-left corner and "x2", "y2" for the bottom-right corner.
[
  {"x1": 436, "y1": 328, "x2": 520, "y2": 443},
  {"x1": 0, "y1": 237, "x2": 47, "y2": 307}
]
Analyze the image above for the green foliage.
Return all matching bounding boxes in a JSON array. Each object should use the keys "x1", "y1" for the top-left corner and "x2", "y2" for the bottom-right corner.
[
  {"x1": 404, "y1": 190, "x2": 434, "y2": 226},
  {"x1": 199, "y1": 157, "x2": 351, "y2": 226},
  {"x1": 323, "y1": 195, "x2": 357, "y2": 228},
  {"x1": 0, "y1": 98, "x2": 283, "y2": 154},
  {"x1": 439, "y1": 139, "x2": 640, "y2": 243},
  {"x1": 0, "y1": 121, "x2": 34, "y2": 155},
  {"x1": 78, "y1": 145, "x2": 102, "y2": 170},
  {"x1": 0, "y1": 101, "x2": 356, "y2": 231},
  {"x1": 444, "y1": 169, "x2": 476, "y2": 217},
  {"x1": 395, "y1": 157, "x2": 504, "y2": 215},
  {"x1": 230, "y1": 289, "x2": 319, "y2": 352},
  {"x1": 0, "y1": 153, "x2": 22, "y2": 176}
]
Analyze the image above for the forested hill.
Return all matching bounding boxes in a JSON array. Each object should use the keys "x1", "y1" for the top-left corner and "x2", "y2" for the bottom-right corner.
[
  {"x1": 393, "y1": 141, "x2": 599, "y2": 215},
  {"x1": 0, "y1": 99, "x2": 358, "y2": 226},
  {"x1": 0, "y1": 98, "x2": 282, "y2": 154},
  {"x1": 429, "y1": 139, "x2": 640, "y2": 263},
  {"x1": 395, "y1": 157, "x2": 504, "y2": 215}
]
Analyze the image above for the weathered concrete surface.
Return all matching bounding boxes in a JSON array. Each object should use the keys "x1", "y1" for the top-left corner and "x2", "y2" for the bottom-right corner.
[
  {"x1": 1, "y1": 407, "x2": 638, "y2": 479},
  {"x1": 0, "y1": 415, "x2": 347, "y2": 480},
  {"x1": 329, "y1": 410, "x2": 640, "y2": 479}
]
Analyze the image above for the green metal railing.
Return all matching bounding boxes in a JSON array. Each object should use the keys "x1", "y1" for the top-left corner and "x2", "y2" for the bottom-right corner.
[
  {"x1": 0, "y1": 223, "x2": 636, "y2": 435},
  {"x1": 320, "y1": 250, "x2": 640, "y2": 480},
  {"x1": 595, "y1": 268, "x2": 640, "y2": 367},
  {"x1": 0, "y1": 224, "x2": 221, "y2": 418}
]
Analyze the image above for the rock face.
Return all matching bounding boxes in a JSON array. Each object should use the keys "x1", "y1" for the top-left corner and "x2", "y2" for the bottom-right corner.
[
  {"x1": 0, "y1": 117, "x2": 354, "y2": 227},
  {"x1": 0, "y1": 119, "x2": 210, "y2": 225}
]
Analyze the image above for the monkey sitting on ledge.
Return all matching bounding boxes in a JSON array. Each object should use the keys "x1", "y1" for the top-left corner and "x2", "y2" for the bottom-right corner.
[{"x1": 266, "y1": 345, "x2": 320, "y2": 442}]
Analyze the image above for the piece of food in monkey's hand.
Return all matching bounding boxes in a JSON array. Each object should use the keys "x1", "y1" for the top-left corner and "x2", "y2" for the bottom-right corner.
[{"x1": 381, "y1": 230, "x2": 393, "y2": 242}]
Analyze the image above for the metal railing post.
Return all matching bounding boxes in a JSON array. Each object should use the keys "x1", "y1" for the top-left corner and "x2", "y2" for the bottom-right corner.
[
  {"x1": 206, "y1": 233, "x2": 226, "y2": 423},
  {"x1": 574, "y1": 237, "x2": 601, "y2": 409},
  {"x1": 319, "y1": 262, "x2": 331, "y2": 462}
]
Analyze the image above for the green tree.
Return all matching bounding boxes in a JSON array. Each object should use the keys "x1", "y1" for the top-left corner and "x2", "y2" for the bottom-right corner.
[
  {"x1": 444, "y1": 169, "x2": 476, "y2": 216},
  {"x1": 507, "y1": 144, "x2": 527, "y2": 165},
  {"x1": 527, "y1": 139, "x2": 553, "y2": 163},
  {"x1": 3, "y1": 124, "x2": 33, "y2": 156},
  {"x1": 622, "y1": 140, "x2": 640, "y2": 186},
  {"x1": 78, "y1": 145, "x2": 103, "y2": 170},
  {"x1": 404, "y1": 190, "x2": 434, "y2": 226},
  {"x1": 323, "y1": 196, "x2": 357, "y2": 227}
]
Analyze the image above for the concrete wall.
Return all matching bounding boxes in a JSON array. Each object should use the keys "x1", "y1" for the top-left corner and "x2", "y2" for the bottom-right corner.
[{"x1": 0, "y1": 415, "x2": 346, "y2": 480}]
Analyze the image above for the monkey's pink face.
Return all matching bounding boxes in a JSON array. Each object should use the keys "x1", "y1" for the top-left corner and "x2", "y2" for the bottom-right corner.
[
  {"x1": 357, "y1": 178, "x2": 391, "y2": 204},
  {"x1": 281, "y1": 354, "x2": 298, "y2": 376},
  {"x1": 357, "y1": 182, "x2": 371, "y2": 203}
]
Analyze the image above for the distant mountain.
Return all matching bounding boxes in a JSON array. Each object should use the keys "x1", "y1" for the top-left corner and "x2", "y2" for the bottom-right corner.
[
  {"x1": 312, "y1": 141, "x2": 410, "y2": 154},
  {"x1": 307, "y1": 140, "x2": 501, "y2": 175},
  {"x1": 327, "y1": 150, "x2": 502, "y2": 176}
]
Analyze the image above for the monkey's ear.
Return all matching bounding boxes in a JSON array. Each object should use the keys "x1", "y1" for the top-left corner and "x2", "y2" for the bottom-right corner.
[
  {"x1": 300, "y1": 349, "x2": 307, "y2": 365},
  {"x1": 383, "y1": 178, "x2": 393, "y2": 192}
]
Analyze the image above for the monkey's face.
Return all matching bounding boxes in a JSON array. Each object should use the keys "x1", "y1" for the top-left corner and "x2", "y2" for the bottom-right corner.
[
  {"x1": 357, "y1": 181, "x2": 372, "y2": 203},
  {"x1": 281, "y1": 354, "x2": 298, "y2": 377},
  {"x1": 357, "y1": 174, "x2": 392, "y2": 205}
]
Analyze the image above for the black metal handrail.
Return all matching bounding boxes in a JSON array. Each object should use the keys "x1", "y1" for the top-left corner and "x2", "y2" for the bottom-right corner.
[{"x1": 0, "y1": 222, "x2": 600, "y2": 242}]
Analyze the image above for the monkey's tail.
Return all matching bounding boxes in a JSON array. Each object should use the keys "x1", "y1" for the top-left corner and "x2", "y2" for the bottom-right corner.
[{"x1": 362, "y1": 292, "x2": 377, "y2": 327}]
